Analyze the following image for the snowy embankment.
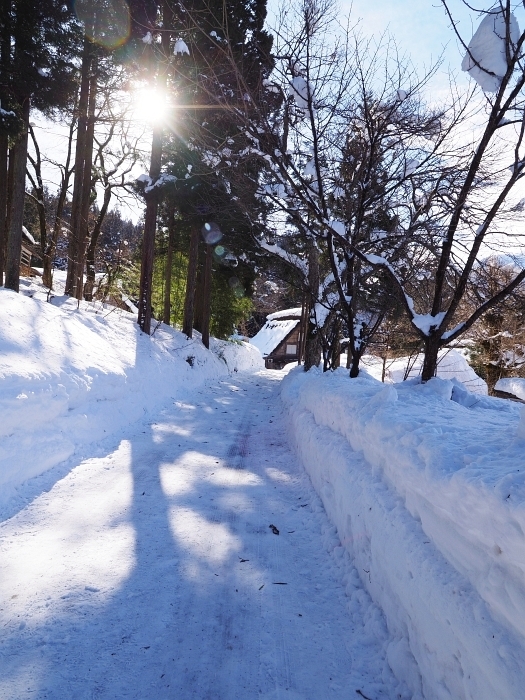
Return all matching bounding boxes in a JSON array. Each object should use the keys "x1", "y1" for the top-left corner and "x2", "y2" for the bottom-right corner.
[
  {"x1": 281, "y1": 367, "x2": 525, "y2": 700},
  {"x1": 0, "y1": 283, "x2": 262, "y2": 507}
]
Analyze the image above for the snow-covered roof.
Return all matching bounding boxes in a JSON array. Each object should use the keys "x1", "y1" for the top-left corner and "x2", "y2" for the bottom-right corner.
[
  {"x1": 22, "y1": 226, "x2": 36, "y2": 246},
  {"x1": 250, "y1": 316, "x2": 299, "y2": 357},
  {"x1": 266, "y1": 307, "x2": 302, "y2": 321}
]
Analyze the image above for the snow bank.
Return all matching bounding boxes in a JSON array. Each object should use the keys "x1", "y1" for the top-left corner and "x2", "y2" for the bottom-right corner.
[
  {"x1": 0, "y1": 283, "x2": 261, "y2": 506},
  {"x1": 281, "y1": 367, "x2": 525, "y2": 700},
  {"x1": 210, "y1": 336, "x2": 263, "y2": 373},
  {"x1": 495, "y1": 376, "x2": 525, "y2": 400},
  {"x1": 363, "y1": 349, "x2": 487, "y2": 395}
]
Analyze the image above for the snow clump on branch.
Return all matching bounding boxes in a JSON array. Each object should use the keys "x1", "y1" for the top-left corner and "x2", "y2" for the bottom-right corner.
[
  {"x1": 174, "y1": 38, "x2": 190, "y2": 55},
  {"x1": 288, "y1": 76, "x2": 313, "y2": 110},
  {"x1": 461, "y1": 9, "x2": 520, "y2": 92}
]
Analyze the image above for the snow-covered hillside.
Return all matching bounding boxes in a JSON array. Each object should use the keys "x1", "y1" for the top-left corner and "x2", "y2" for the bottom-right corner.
[
  {"x1": 282, "y1": 367, "x2": 525, "y2": 700},
  {"x1": 0, "y1": 280, "x2": 262, "y2": 508}
]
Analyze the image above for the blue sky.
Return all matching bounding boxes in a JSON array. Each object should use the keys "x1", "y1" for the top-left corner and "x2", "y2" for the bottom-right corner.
[
  {"x1": 266, "y1": 0, "x2": 490, "y2": 88},
  {"x1": 344, "y1": 0, "x2": 473, "y2": 72}
]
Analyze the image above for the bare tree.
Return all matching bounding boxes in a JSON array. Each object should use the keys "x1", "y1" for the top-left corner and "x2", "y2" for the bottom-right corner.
[
  {"x1": 358, "y1": 1, "x2": 525, "y2": 381},
  {"x1": 26, "y1": 115, "x2": 76, "y2": 288}
]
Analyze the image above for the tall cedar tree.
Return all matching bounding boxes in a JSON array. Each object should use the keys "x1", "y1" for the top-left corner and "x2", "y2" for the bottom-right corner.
[
  {"x1": 161, "y1": 0, "x2": 276, "y2": 341},
  {"x1": 0, "y1": 0, "x2": 80, "y2": 290}
]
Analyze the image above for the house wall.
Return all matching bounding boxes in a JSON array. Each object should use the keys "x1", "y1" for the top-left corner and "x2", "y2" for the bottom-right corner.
[
  {"x1": 266, "y1": 324, "x2": 302, "y2": 369},
  {"x1": 273, "y1": 326, "x2": 301, "y2": 358}
]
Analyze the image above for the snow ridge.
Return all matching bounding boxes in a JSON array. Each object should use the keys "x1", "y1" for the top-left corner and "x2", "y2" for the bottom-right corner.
[{"x1": 281, "y1": 367, "x2": 525, "y2": 700}]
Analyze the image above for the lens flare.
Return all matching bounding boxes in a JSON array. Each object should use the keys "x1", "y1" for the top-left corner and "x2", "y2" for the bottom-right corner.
[
  {"x1": 133, "y1": 89, "x2": 169, "y2": 126},
  {"x1": 74, "y1": 0, "x2": 130, "y2": 50},
  {"x1": 201, "y1": 223, "x2": 223, "y2": 245}
]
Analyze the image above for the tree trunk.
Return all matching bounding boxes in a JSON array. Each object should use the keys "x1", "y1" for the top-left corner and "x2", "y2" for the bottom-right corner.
[
  {"x1": 27, "y1": 125, "x2": 48, "y2": 280},
  {"x1": 331, "y1": 316, "x2": 341, "y2": 369},
  {"x1": 0, "y1": 133, "x2": 7, "y2": 285},
  {"x1": 182, "y1": 224, "x2": 200, "y2": 338},
  {"x1": 83, "y1": 182, "x2": 111, "y2": 301},
  {"x1": 137, "y1": 124, "x2": 162, "y2": 334},
  {"x1": 43, "y1": 116, "x2": 76, "y2": 289},
  {"x1": 421, "y1": 334, "x2": 441, "y2": 382},
  {"x1": 193, "y1": 253, "x2": 205, "y2": 334},
  {"x1": 0, "y1": 0, "x2": 10, "y2": 286},
  {"x1": 75, "y1": 58, "x2": 97, "y2": 300},
  {"x1": 297, "y1": 295, "x2": 307, "y2": 365},
  {"x1": 66, "y1": 36, "x2": 92, "y2": 296},
  {"x1": 201, "y1": 244, "x2": 213, "y2": 349},
  {"x1": 304, "y1": 240, "x2": 321, "y2": 370},
  {"x1": 162, "y1": 205, "x2": 176, "y2": 324},
  {"x1": 349, "y1": 355, "x2": 360, "y2": 378},
  {"x1": 5, "y1": 97, "x2": 29, "y2": 292}
]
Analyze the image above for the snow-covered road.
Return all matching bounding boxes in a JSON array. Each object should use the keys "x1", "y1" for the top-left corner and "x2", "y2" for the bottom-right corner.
[{"x1": 0, "y1": 370, "x2": 404, "y2": 700}]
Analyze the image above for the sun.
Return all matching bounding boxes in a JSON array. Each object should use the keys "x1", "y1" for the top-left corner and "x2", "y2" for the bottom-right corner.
[{"x1": 133, "y1": 88, "x2": 169, "y2": 126}]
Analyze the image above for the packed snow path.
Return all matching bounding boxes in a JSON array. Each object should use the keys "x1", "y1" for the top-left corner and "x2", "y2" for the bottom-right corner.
[{"x1": 0, "y1": 370, "x2": 404, "y2": 700}]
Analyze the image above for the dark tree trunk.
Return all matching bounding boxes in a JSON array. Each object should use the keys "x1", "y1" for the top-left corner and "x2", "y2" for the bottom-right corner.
[
  {"x1": 0, "y1": 133, "x2": 7, "y2": 285},
  {"x1": 331, "y1": 316, "x2": 341, "y2": 369},
  {"x1": 421, "y1": 334, "x2": 441, "y2": 382},
  {"x1": 137, "y1": 124, "x2": 162, "y2": 334},
  {"x1": 162, "y1": 205, "x2": 176, "y2": 324},
  {"x1": 5, "y1": 97, "x2": 29, "y2": 292},
  {"x1": 182, "y1": 224, "x2": 200, "y2": 338},
  {"x1": 75, "y1": 58, "x2": 97, "y2": 300},
  {"x1": 66, "y1": 36, "x2": 92, "y2": 296},
  {"x1": 304, "y1": 240, "x2": 321, "y2": 370},
  {"x1": 137, "y1": 5, "x2": 172, "y2": 334},
  {"x1": 201, "y1": 244, "x2": 213, "y2": 349},
  {"x1": 193, "y1": 252, "x2": 205, "y2": 334},
  {"x1": 27, "y1": 125, "x2": 48, "y2": 279},
  {"x1": 0, "y1": 0, "x2": 10, "y2": 285},
  {"x1": 43, "y1": 116, "x2": 76, "y2": 289},
  {"x1": 349, "y1": 355, "x2": 360, "y2": 378},
  {"x1": 83, "y1": 182, "x2": 111, "y2": 301}
]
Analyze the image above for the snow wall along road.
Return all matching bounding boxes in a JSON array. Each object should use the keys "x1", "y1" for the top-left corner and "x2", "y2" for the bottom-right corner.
[{"x1": 281, "y1": 367, "x2": 525, "y2": 700}]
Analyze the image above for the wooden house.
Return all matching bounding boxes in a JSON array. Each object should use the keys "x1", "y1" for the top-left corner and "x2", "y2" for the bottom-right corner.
[
  {"x1": 250, "y1": 308, "x2": 305, "y2": 369},
  {"x1": 20, "y1": 226, "x2": 41, "y2": 276}
]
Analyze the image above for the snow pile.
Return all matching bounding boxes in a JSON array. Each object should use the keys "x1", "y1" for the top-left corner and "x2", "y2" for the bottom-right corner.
[
  {"x1": 495, "y1": 376, "x2": 525, "y2": 400},
  {"x1": 288, "y1": 75, "x2": 311, "y2": 110},
  {"x1": 0, "y1": 281, "x2": 261, "y2": 506},
  {"x1": 281, "y1": 367, "x2": 525, "y2": 700},
  {"x1": 363, "y1": 348, "x2": 488, "y2": 395},
  {"x1": 462, "y1": 10, "x2": 520, "y2": 92},
  {"x1": 211, "y1": 336, "x2": 263, "y2": 373}
]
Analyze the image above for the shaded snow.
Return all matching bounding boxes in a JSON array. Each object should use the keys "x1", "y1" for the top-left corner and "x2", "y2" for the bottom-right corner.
[
  {"x1": 0, "y1": 280, "x2": 261, "y2": 505},
  {"x1": 0, "y1": 280, "x2": 408, "y2": 700}
]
